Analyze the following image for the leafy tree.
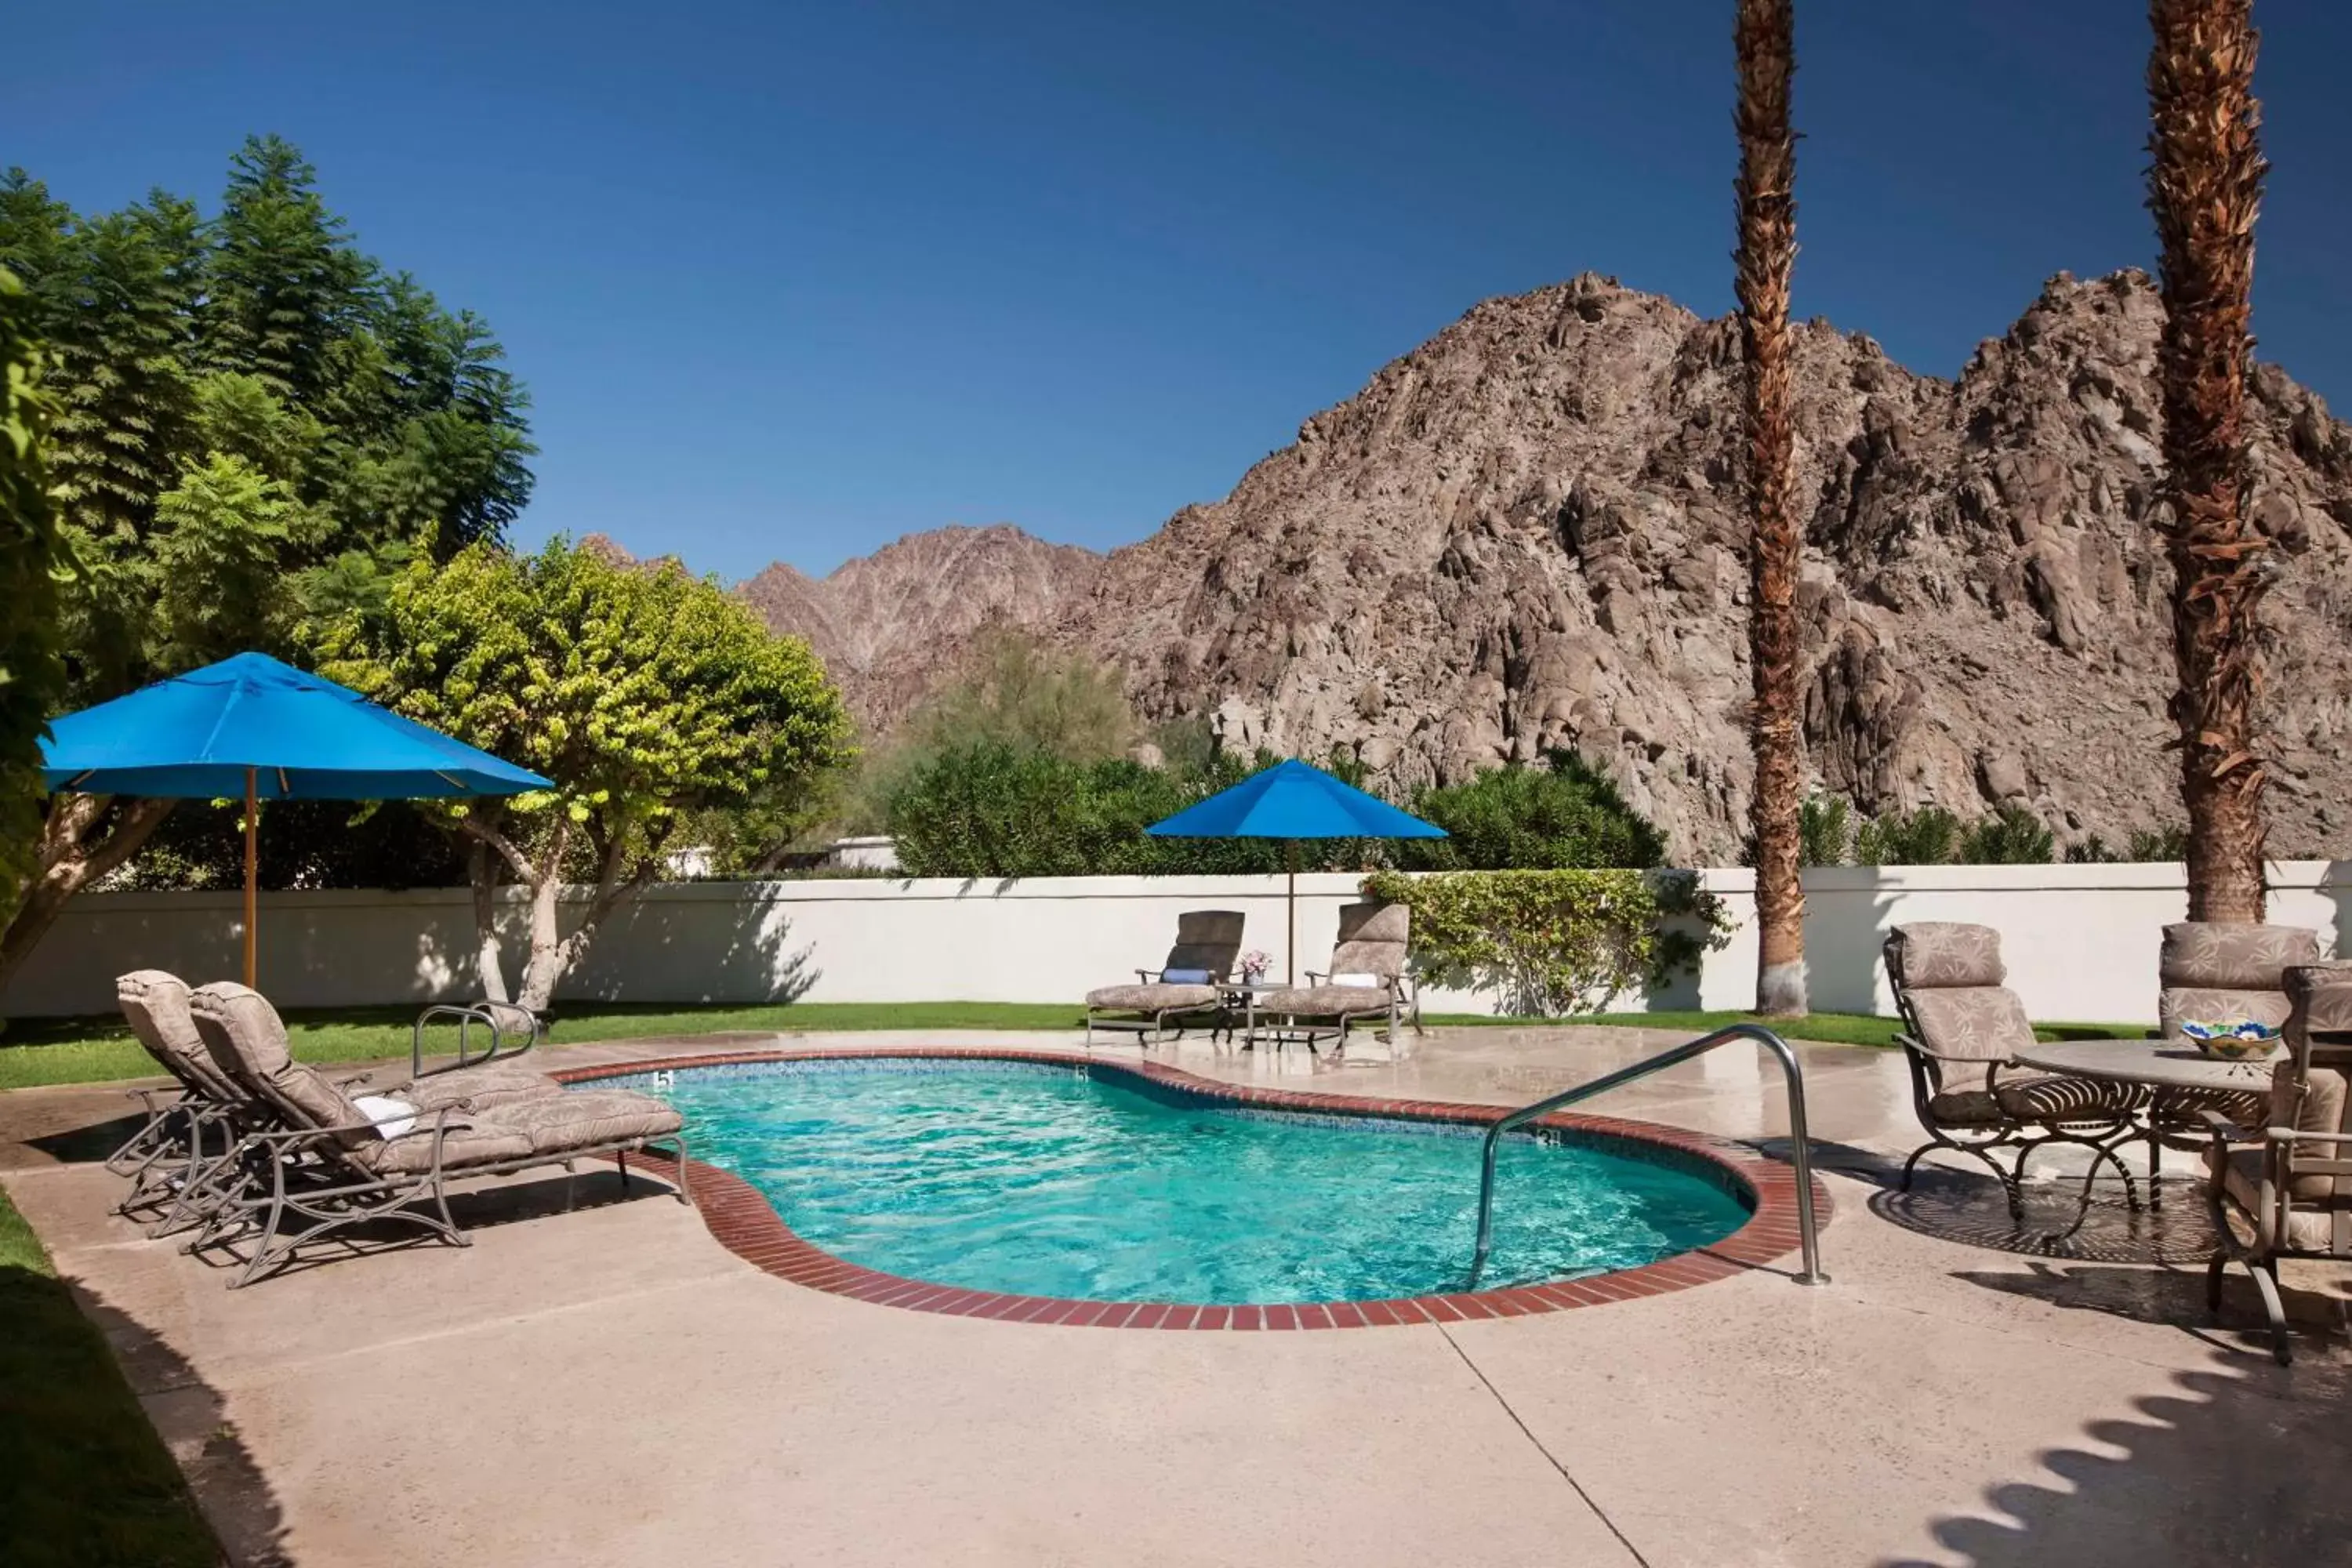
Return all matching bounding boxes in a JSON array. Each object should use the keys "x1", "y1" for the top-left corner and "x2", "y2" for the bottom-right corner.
[
  {"x1": 900, "y1": 626, "x2": 1135, "y2": 763},
  {"x1": 0, "y1": 140, "x2": 538, "y2": 994},
  {"x1": 1958, "y1": 805, "x2": 2056, "y2": 865},
  {"x1": 1398, "y1": 751, "x2": 1666, "y2": 871},
  {"x1": 1854, "y1": 805, "x2": 1963, "y2": 867},
  {"x1": 318, "y1": 540, "x2": 853, "y2": 1010},
  {"x1": 0, "y1": 266, "x2": 67, "y2": 899}
]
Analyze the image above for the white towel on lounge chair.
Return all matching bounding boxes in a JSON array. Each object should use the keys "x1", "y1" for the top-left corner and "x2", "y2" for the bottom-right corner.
[{"x1": 351, "y1": 1094, "x2": 419, "y2": 1140}]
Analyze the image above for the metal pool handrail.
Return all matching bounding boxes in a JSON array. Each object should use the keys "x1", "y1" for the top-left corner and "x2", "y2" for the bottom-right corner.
[{"x1": 1467, "y1": 1022, "x2": 1828, "y2": 1290}]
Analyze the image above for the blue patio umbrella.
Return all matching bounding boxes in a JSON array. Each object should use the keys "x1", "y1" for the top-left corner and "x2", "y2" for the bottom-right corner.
[
  {"x1": 1145, "y1": 759, "x2": 1445, "y2": 982},
  {"x1": 41, "y1": 651, "x2": 551, "y2": 986}
]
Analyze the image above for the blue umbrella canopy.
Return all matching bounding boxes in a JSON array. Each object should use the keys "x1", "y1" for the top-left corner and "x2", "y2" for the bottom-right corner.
[
  {"x1": 40, "y1": 650, "x2": 550, "y2": 986},
  {"x1": 1145, "y1": 758, "x2": 1444, "y2": 841},
  {"x1": 42, "y1": 651, "x2": 550, "y2": 800},
  {"x1": 1145, "y1": 759, "x2": 1442, "y2": 983}
]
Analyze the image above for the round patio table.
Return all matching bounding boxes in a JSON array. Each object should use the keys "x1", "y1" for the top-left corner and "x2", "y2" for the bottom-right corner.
[
  {"x1": 2013, "y1": 1037, "x2": 2282, "y2": 1092},
  {"x1": 2010, "y1": 1037, "x2": 2280, "y2": 1237}
]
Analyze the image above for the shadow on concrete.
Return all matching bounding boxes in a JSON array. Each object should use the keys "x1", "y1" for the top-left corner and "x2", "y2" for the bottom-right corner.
[
  {"x1": 180, "y1": 1164, "x2": 686, "y2": 1287},
  {"x1": 2, "y1": 1255, "x2": 285, "y2": 1567},
  {"x1": 1894, "y1": 1350, "x2": 2352, "y2": 1566}
]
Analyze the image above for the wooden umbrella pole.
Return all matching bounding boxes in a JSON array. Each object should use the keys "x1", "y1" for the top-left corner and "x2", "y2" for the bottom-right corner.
[
  {"x1": 1286, "y1": 840, "x2": 1297, "y2": 984},
  {"x1": 243, "y1": 768, "x2": 258, "y2": 989}
]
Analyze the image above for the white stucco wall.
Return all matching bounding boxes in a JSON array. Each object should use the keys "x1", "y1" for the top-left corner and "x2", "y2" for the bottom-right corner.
[{"x1": 5, "y1": 862, "x2": 2347, "y2": 1022}]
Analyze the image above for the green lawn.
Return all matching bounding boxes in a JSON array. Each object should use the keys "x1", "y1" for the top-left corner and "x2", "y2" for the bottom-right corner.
[
  {"x1": 1, "y1": 997, "x2": 2154, "y2": 1091},
  {"x1": 0, "y1": 1000, "x2": 1091, "y2": 1091},
  {"x1": 0, "y1": 1184, "x2": 221, "y2": 1566}
]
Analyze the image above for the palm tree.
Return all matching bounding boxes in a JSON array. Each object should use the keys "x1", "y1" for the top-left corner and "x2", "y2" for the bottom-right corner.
[
  {"x1": 1734, "y1": 0, "x2": 1806, "y2": 1014},
  {"x1": 2147, "y1": 0, "x2": 2270, "y2": 923}
]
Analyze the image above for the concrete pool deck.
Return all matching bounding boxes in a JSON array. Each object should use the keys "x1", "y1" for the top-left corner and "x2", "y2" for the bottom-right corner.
[{"x1": 5, "y1": 1024, "x2": 2348, "y2": 1566}]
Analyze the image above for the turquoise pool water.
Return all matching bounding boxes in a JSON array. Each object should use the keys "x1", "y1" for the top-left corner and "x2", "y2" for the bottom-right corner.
[{"x1": 637, "y1": 1059, "x2": 1748, "y2": 1305}]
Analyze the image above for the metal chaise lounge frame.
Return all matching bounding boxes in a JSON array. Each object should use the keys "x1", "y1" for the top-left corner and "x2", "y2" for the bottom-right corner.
[
  {"x1": 2201, "y1": 960, "x2": 2352, "y2": 1365},
  {"x1": 1084, "y1": 909, "x2": 1247, "y2": 1047},
  {"x1": 189, "y1": 982, "x2": 690, "y2": 1287},
  {"x1": 111, "y1": 971, "x2": 260, "y2": 1234},
  {"x1": 1242, "y1": 900, "x2": 1417, "y2": 1055},
  {"x1": 1884, "y1": 922, "x2": 2146, "y2": 1221}
]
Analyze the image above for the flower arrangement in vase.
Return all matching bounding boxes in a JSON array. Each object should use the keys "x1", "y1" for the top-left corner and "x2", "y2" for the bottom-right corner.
[{"x1": 1239, "y1": 949, "x2": 1271, "y2": 984}]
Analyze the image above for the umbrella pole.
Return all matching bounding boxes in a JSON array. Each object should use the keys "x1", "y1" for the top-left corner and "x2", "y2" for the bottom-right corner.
[
  {"x1": 1286, "y1": 840, "x2": 1297, "y2": 984},
  {"x1": 242, "y1": 768, "x2": 257, "y2": 989}
]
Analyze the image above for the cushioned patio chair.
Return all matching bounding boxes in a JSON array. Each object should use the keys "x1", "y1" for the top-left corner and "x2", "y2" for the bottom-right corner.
[
  {"x1": 1084, "y1": 909, "x2": 1247, "y2": 1046},
  {"x1": 190, "y1": 982, "x2": 689, "y2": 1287},
  {"x1": 2153, "y1": 921, "x2": 2325, "y2": 1186},
  {"x1": 1242, "y1": 901, "x2": 1416, "y2": 1055},
  {"x1": 1884, "y1": 922, "x2": 2146, "y2": 1217},
  {"x1": 2202, "y1": 960, "x2": 2352, "y2": 1365}
]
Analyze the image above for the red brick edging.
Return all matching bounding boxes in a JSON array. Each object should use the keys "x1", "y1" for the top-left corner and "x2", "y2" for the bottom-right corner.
[{"x1": 559, "y1": 1046, "x2": 1831, "y2": 1329}]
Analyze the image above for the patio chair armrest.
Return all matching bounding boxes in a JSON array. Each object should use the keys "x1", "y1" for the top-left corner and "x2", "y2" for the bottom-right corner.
[
  {"x1": 1304, "y1": 970, "x2": 1330, "y2": 985},
  {"x1": 2198, "y1": 1108, "x2": 2259, "y2": 1143},
  {"x1": 2259, "y1": 1126, "x2": 2352, "y2": 1146},
  {"x1": 1134, "y1": 970, "x2": 1161, "y2": 984},
  {"x1": 1892, "y1": 1029, "x2": 1986, "y2": 1067}
]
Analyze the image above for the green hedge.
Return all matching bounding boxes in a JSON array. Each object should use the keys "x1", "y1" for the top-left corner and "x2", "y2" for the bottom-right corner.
[{"x1": 1363, "y1": 868, "x2": 1730, "y2": 1017}]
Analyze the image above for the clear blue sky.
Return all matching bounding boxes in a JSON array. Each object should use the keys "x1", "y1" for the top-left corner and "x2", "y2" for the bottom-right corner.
[{"x1": 11, "y1": 1, "x2": 2350, "y2": 581}]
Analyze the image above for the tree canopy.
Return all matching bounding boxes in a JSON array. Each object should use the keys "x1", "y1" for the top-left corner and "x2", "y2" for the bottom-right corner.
[
  {"x1": 318, "y1": 539, "x2": 854, "y2": 1008},
  {"x1": 0, "y1": 136, "x2": 538, "y2": 992},
  {"x1": 0, "y1": 266, "x2": 66, "y2": 896}
]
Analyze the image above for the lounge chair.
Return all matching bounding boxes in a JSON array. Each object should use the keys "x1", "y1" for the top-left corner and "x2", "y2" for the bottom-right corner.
[
  {"x1": 189, "y1": 982, "x2": 688, "y2": 1287},
  {"x1": 1084, "y1": 910, "x2": 1246, "y2": 1046},
  {"x1": 1241, "y1": 901, "x2": 1416, "y2": 1054},
  {"x1": 111, "y1": 969, "x2": 575, "y2": 1236},
  {"x1": 1884, "y1": 922, "x2": 2145, "y2": 1217},
  {"x1": 2201, "y1": 960, "x2": 2352, "y2": 1365}
]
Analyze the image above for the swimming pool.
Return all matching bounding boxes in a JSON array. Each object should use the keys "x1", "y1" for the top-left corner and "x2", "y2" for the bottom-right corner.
[{"x1": 588, "y1": 1054, "x2": 1758, "y2": 1309}]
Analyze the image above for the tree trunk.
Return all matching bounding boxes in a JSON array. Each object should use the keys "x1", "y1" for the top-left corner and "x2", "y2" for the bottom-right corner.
[
  {"x1": 466, "y1": 837, "x2": 510, "y2": 1004},
  {"x1": 1735, "y1": 0, "x2": 1807, "y2": 1015},
  {"x1": 0, "y1": 794, "x2": 175, "y2": 999},
  {"x1": 2148, "y1": 0, "x2": 2270, "y2": 924}
]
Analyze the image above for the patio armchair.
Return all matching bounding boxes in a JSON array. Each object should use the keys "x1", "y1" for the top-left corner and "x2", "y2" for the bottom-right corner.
[
  {"x1": 1242, "y1": 901, "x2": 1416, "y2": 1054},
  {"x1": 2154, "y1": 920, "x2": 2325, "y2": 1164},
  {"x1": 2201, "y1": 960, "x2": 2352, "y2": 1365},
  {"x1": 1084, "y1": 909, "x2": 1247, "y2": 1046},
  {"x1": 188, "y1": 982, "x2": 689, "y2": 1287},
  {"x1": 1884, "y1": 922, "x2": 2146, "y2": 1217}
]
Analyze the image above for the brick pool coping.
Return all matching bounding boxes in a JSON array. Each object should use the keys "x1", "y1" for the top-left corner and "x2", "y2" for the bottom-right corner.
[{"x1": 559, "y1": 1045, "x2": 1831, "y2": 1329}]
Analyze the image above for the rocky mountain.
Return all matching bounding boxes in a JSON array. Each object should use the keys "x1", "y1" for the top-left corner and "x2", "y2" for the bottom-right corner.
[
  {"x1": 733, "y1": 524, "x2": 1103, "y2": 730},
  {"x1": 735, "y1": 270, "x2": 2352, "y2": 862}
]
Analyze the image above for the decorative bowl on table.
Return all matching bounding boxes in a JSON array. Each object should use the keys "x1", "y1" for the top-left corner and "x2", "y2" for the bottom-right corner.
[{"x1": 2179, "y1": 1019, "x2": 2281, "y2": 1060}]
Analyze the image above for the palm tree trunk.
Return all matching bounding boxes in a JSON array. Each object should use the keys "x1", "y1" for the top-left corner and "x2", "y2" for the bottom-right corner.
[
  {"x1": 1735, "y1": 0, "x2": 1806, "y2": 1014},
  {"x1": 2147, "y1": 0, "x2": 2270, "y2": 924}
]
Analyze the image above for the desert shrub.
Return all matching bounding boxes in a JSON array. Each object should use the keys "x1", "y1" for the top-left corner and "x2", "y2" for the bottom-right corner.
[
  {"x1": 886, "y1": 743, "x2": 1384, "y2": 877},
  {"x1": 1399, "y1": 751, "x2": 1666, "y2": 871},
  {"x1": 1362, "y1": 868, "x2": 1730, "y2": 1017},
  {"x1": 2065, "y1": 824, "x2": 2192, "y2": 864},
  {"x1": 1855, "y1": 805, "x2": 1963, "y2": 866},
  {"x1": 1957, "y1": 805, "x2": 2055, "y2": 865},
  {"x1": 1798, "y1": 795, "x2": 1852, "y2": 867}
]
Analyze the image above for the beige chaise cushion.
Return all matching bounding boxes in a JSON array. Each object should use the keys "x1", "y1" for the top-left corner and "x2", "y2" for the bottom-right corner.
[
  {"x1": 2158, "y1": 921, "x2": 2323, "y2": 1039},
  {"x1": 192, "y1": 983, "x2": 381, "y2": 1149},
  {"x1": 1086, "y1": 983, "x2": 1221, "y2": 1014},
  {"x1": 118, "y1": 971, "x2": 242, "y2": 1102},
  {"x1": 370, "y1": 1066, "x2": 561, "y2": 1112},
  {"x1": 1247, "y1": 983, "x2": 1394, "y2": 1018},
  {"x1": 346, "y1": 1122, "x2": 536, "y2": 1175},
  {"x1": 481, "y1": 1091, "x2": 684, "y2": 1154}
]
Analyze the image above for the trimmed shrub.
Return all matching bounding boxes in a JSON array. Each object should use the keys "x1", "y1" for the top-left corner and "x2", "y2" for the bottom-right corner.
[
  {"x1": 1400, "y1": 750, "x2": 1664, "y2": 871},
  {"x1": 1363, "y1": 867, "x2": 1729, "y2": 1018}
]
